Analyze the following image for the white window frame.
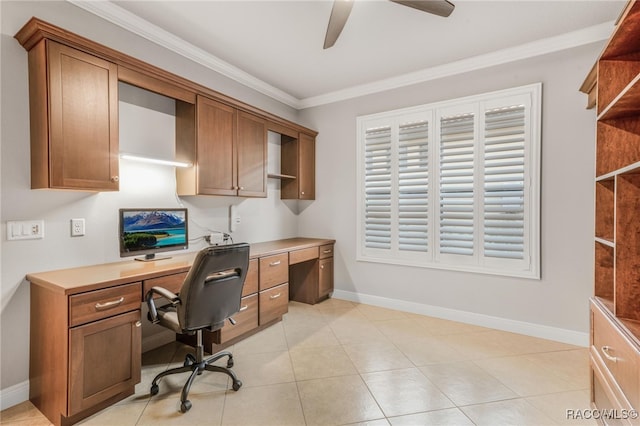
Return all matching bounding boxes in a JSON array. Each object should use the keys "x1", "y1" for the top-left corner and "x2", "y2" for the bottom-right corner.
[{"x1": 356, "y1": 83, "x2": 541, "y2": 279}]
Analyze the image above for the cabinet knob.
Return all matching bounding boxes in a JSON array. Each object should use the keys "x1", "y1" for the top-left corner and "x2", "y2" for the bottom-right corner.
[
  {"x1": 111, "y1": 176, "x2": 119, "y2": 182},
  {"x1": 239, "y1": 186, "x2": 244, "y2": 190},
  {"x1": 321, "y1": 265, "x2": 324, "y2": 269},
  {"x1": 301, "y1": 191, "x2": 305, "y2": 195}
]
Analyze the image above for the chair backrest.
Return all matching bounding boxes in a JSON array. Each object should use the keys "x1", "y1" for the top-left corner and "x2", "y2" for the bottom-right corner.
[{"x1": 177, "y1": 243, "x2": 250, "y2": 333}]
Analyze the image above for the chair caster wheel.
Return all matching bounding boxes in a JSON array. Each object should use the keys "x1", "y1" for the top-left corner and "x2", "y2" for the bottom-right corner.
[
  {"x1": 232, "y1": 380, "x2": 242, "y2": 391},
  {"x1": 150, "y1": 384, "x2": 159, "y2": 396},
  {"x1": 180, "y1": 400, "x2": 192, "y2": 413}
]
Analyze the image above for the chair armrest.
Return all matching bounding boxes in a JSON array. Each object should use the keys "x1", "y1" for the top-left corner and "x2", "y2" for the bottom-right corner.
[{"x1": 145, "y1": 286, "x2": 180, "y2": 324}]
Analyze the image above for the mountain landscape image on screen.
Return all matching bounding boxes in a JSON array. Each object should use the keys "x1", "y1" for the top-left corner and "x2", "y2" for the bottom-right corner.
[{"x1": 122, "y1": 210, "x2": 186, "y2": 251}]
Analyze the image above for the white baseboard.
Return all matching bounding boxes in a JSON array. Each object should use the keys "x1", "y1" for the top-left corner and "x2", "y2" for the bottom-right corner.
[
  {"x1": 0, "y1": 380, "x2": 29, "y2": 411},
  {"x1": 332, "y1": 289, "x2": 589, "y2": 347}
]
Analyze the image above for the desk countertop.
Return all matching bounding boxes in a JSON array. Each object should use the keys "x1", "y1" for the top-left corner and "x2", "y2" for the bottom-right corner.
[{"x1": 26, "y1": 237, "x2": 335, "y2": 295}]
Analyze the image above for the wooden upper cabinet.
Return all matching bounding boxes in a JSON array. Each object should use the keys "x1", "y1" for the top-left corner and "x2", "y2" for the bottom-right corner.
[
  {"x1": 30, "y1": 40, "x2": 119, "y2": 191},
  {"x1": 177, "y1": 96, "x2": 266, "y2": 197},
  {"x1": 196, "y1": 96, "x2": 237, "y2": 196},
  {"x1": 237, "y1": 111, "x2": 267, "y2": 197},
  {"x1": 281, "y1": 132, "x2": 316, "y2": 200}
]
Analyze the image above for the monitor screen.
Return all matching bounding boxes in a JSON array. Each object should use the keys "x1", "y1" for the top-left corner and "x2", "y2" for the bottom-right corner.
[{"x1": 119, "y1": 208, "x2": 188, "y2": 261}]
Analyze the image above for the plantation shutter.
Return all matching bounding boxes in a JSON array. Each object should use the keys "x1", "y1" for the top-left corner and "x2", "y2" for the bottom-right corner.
[
  {"x1": 439, "y1": 112, "x2": 475, "y2": 256},
  {"x1": 364, "y1": 125, "x2": 392, "y2": 249},
  {"x1": 398, "y1": 120, "x2": 429, "y2": 252},
  {"x1": 482, "y1": 105, "x2": 526, "y2": 260}
]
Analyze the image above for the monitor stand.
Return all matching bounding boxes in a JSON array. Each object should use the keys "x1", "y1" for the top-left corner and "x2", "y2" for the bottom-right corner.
[{"x1": 134, "y1": 253, "x2": 172, "y2": 262}]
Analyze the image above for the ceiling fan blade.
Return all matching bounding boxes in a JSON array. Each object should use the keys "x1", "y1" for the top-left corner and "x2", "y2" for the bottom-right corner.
[
  {"x1": 323, "y1": 0, "x2": 355, "y2": 49},
  {"x1": 390, "y1": 0, "x2": 455, "y2": 17}
]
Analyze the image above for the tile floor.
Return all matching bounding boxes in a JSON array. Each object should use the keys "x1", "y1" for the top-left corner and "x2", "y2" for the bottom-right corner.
[{"x1": 1, "y1": 298, "x2": 596, "y2": 426}]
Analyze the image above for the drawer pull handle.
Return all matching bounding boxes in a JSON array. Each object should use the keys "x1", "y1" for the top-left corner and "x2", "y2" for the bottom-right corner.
[
  {"x1": 239, "y1": 305, "x2": 248, "y2": 312},
  {"x1": 323, "y1": 249, "x2": 332, "y2": 254},
  {"x1": 601, "y1": 346, "x2": 618, "y2": 363},
  {"x1": 269, "y1": 260, "x2": 281, "y2": 267},
  {"x1": 95, "y1": 297, "x2": 124, "y2": 311},
  {"x1": 270, "y1": 293, "x2": 282, "y2": 300}
]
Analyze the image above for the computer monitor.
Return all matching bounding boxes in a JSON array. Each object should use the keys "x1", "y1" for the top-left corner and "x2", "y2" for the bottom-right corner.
[{"x1": 119, "y1": 208, "x2": 188, "y2": 261}]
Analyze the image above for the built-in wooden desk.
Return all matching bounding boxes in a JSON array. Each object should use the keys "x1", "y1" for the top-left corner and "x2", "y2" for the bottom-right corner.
[{"x1": 26, "y1": 237, "x2": 335, "y2": 426}]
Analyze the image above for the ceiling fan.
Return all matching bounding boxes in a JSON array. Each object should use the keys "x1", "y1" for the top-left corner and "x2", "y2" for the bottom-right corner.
[{"x1": 324, "y1": 0, "x2": 455, "y2": 49}]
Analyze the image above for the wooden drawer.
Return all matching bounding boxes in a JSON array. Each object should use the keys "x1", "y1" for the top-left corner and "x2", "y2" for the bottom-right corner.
[
  {"x1": 243, "y1": 259, "x2": 259, "y2": 296},
  {"x1": 592, "y1": 302, "x2": 640, "y2": 409},
  {"x1": 592, "y1": 361, "x2": 631, "y2": 425},
  {"x1": 319, "y1": 244, "x2": 334, "y2": 259},
  {"x1": 259, "y1": 283, "x2": 288, "y2": 325},
  {"x1": 259, "y1": 253, "x2": 288, "y2": 290},
  {"x1": 289, "y1": 246, "x2": 318, "y2": 264},
  {"x1": 219, "y1": 294, "x2": 258, "y2": 343},
  {"x1": 143, "y1": 272, "x2": 187, "y2": 298},
  {"x1": 69, "y1": 282, "x2": 142, "y2": 327}
]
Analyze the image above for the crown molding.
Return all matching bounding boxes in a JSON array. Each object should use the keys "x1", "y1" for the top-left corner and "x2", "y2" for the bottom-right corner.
[
  {"x1": 298, "y1": 21, "x2": 614, "y2": 109},
  {"x1": 67, "y1": 0, "x2": 612, "y2": 111},
  {"x1": 67, "y1": 0, "x2": 302, "y2": 109}
]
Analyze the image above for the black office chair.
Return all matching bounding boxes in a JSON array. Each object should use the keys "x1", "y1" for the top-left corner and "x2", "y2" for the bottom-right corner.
[{"x1": 145, "y1": 243, "x2": 249, "y2": 413}]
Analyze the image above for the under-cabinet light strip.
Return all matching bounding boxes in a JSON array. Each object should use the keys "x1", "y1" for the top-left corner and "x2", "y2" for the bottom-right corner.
[{"x1": 119, "y1": 153, "x2": 192, "y2": 168}]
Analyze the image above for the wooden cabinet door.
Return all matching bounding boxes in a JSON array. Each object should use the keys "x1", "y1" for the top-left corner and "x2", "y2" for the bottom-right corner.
[
  {"x1": 298, "y1": 133, "x2": 315, "y2": 200},
  {"x1": 68, "y1": 310, "x2": 141, "y2": 415},
  {"x1": 237, "y1": 111, "x2": 267, "y2": 197},
  {"x1": 196, "y1": 96, "x2": 237, "y2": 195},
  {"x1": 319, "y1": 257, "x2": 333, "y2": 298},
  {"x1": 47, "y1": 41, "x2": 119, "y2": 190}
]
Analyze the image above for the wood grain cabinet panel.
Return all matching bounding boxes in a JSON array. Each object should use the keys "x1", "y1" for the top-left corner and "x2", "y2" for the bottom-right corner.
[
  {"x1": 177, "y1": 96, "x2": 266, "y2": 197},
  {"x1": 218, "y1": 294, "x2": 258, "y2": 343},
  {"x1": 69, "y1": 283, "x2": 141, "y2": 327},
  {"x1": 259, "y1": 253, "x2": 288, "y2": 290},
  {"x1": 68, "y1": 310, "x2": 141, "y2": 416},
  {"x1": 281, "y1": 133, "x2": 316, "y2": 200},
  {"x1": 319, "y1": 257, "x2": 334, "y2": 299},
  {"x1": 259, "y1": 283, "x2": 288, "y2": 325},
  {"x1": 29, "y1": 40, "x2": 119, "y2": 191}
]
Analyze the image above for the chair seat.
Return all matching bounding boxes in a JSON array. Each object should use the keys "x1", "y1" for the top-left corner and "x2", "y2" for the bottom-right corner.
[{"x1": 156, "y1": 308, "x2": 181, "y2": 333}]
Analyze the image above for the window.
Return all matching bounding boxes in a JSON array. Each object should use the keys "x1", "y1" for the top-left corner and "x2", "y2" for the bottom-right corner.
[{"x1": 357, "y1": 84, "x2": 541, "y2": 278}]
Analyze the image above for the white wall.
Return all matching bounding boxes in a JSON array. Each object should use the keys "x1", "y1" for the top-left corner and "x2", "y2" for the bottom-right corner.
[
  {"x1": 298, "y1": 42, "x2": 600, "y2": 345},
  {"x1": 0, "y1": 0, "x2": 301, "y2": 403}
]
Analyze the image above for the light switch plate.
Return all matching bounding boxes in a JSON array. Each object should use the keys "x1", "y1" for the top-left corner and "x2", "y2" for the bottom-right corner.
[{"x1": 7, "y1": 220, "x2": 44, "y2": 240}]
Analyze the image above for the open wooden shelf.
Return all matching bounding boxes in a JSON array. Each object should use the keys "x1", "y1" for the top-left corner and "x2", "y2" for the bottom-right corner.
[
  {"x1": 595, "y1": 241, "x2": 615, "y2": 304},
  {"x1": 596, "y1": 119, "x2": 640, "y2": 176},
  {"x1": 596, "y1": 179, "x2": 615, "y2": 242}
]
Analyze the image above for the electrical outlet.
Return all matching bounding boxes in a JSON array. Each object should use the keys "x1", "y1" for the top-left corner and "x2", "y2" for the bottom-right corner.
[{"x1": 71, "y1": 218, "x2": 85, "y2": 237}]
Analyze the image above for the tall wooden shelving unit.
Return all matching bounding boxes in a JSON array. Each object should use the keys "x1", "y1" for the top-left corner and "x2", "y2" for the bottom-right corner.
[{"x1": 582, "y1": 1, "x2": 640, "y2": 422}]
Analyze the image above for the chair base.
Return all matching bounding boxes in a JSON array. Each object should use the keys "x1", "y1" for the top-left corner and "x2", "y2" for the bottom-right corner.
[{"x1": 149, "y1": 332, "x2": 242, "y2": 413}]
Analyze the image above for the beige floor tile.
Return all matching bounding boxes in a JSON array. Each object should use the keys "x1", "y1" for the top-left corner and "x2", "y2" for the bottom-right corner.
[
  {"x1": 330, "y1": 321, "x2": 393, "y2": 346},
  {"x1": 78, "y1": 402, "x2": 147, "y2": 425},
  {"x1": 524, "y1": 349, "x2": 590, "y2": 389},
  {"x1": 526, "y1": 390, "x2": 597, "y2": 425},
  {"x1": 439, "y1": 331, "x2": 523, "y2": 359},
  {"x1": 372, "y1": 318, "x2": 434, "y2": 343},
  {"x1": 356, "y1": 304, "x2": 411, "y2": 321},
  {"x1": 461, "y1": 398, "x2": 557, "y2": 426},
  {"x1": 412, "y1": 316, "x2": 493, "y2": 335},
  {"x1": 289, "y1": 345, "x2": 358, "y2": 380},
  {"x1": 297, "y1": 375, "x2": 384, "y2": 425},
  {"x1": 221, "y1": 382, "x2": 305, "y2": 426},
  {"x1": 361, "y1": 368, "x2": 454, "y2": 417},
  {"x1": 474, "y1": 353, "x2": 585, "y2": 397},
  {"x1": 394, "y1": 336, "x2": 468, "y2": 366},
  {"x1": 0, "y1": 402, "x2": 51, "y2": 426},
  {"x1": 284, "y1": 322, "x2": 340, "y2": 349},
  {"x1": 229, "y1": 350, "x2": 295, "y2": 387},
  {"x1": 136, "y1": 388, "x2": 226, "y2": 425},
  {"x1": 420, "y1": 361, "x2": 518, "y2": 406},
  {"x1": 388, "y1": 408, "x2": 475, "y2": 426},
  {"x1": 488, "y1": 330, "x2": 582, "y2": 356},
  {"x1": 232, "y1": 322, "x2": 288, "y2": 355},
  {"x1": 347, "y1": 419, "x2": 391, "y2": 426},
  {"x1": 343, "y1": 341, "x2": 414, "y2": 373}
]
